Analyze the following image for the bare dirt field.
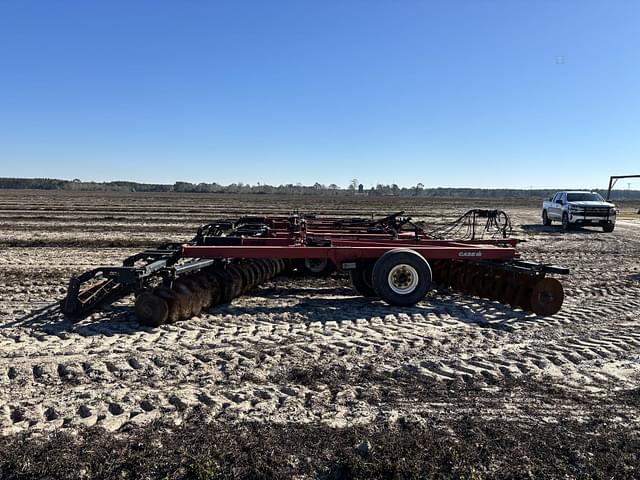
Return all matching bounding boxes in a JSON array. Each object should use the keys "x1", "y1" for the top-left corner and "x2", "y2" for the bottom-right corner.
[{"x1": 1, "y1": 190, "x2": 639, "y2": 478}]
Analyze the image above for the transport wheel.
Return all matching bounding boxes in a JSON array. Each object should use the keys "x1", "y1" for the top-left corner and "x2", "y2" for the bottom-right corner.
[
  {"x1": 602, "y1": 224, "x2": 615, "y2": 233},
  {"x1": 350, "y1": 262, "x2": 377, "y2": 297},
  {"x1": 562, "y1": 213, "x2": 571, "y2": 231},
  {"x1": 135, "y1": 291, "x2": 168, "y2": 327},
  {"x1": 299, "y1": 258, "x2": 336, "y2": 276},
  {"x1": 542, "y1": 210, "x2": 552, "y2": 226},
  {"x1": 530, "y1": 277, "x2": 564, "y2": 316},
  {"x1": 372, "y1": 249, "x2": 432, "y2": 307}
]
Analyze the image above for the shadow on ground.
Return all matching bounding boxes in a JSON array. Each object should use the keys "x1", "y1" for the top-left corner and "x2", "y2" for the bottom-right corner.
[
  {"x1": 4, "y1": 302, "x2": 150, "y2": 337},
  {"x1": 210, "y1": 284, "x2": 540, "y2": 332},
  {"x1": 6, "y1": 283, "x2": 546, "y2": 336},
  {"x1": 520, "y1": 224, "x2": 602, "y2": 234}
]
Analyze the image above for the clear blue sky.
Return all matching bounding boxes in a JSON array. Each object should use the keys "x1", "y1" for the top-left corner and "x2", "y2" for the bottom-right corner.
[{"x1": 0, "y1": 1, "x2": 638, "y2": 189}]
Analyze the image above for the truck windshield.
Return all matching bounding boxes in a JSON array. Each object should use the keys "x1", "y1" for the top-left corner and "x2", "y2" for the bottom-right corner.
[{"x1": 566, "y1": 193, "x2": 603, "y2": 202}]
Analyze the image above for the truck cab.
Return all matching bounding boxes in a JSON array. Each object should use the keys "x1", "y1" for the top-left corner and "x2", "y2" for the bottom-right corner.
[{"x1": 542, "y1": 191, "x2": 617, "y2": 232}]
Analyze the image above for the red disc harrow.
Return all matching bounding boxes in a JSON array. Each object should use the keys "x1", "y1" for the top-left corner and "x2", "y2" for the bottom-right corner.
[{"x1": 61, "y1": 210, "x2": 569, "y2": 327}]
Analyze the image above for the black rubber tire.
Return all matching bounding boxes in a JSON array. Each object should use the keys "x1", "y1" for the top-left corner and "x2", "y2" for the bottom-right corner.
[
  {"x1": 372, "y1": 249, "x2": 432, "y2": 306},
  {"x1": 603, "y1": 224, "x2": 615, "y2": 233},
  {"x1": 297, "y1": 258, "x2": 337, "y2": 276},
  {"x1": 542, "y1": 210, "x2": 552, "y2": 226},
  {"x1": 562, "y1": 213, "x2": 572, "y2": 231},
  {"x1": 350, "y1": 263, "x2": 377, "y2": 297}
]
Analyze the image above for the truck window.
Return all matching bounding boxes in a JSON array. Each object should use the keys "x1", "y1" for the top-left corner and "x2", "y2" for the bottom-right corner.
[{"x1": 566, "y1": 193, "x2": 604, "y2": 202}]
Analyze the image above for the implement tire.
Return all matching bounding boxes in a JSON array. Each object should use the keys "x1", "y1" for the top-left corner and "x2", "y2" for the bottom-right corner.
[{"x1": 372, "y1": 249, "x2": 432, "y2": 307}]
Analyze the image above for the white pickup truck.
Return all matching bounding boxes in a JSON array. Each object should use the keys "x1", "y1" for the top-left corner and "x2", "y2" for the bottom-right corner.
[{"x1": 542, "y1": 191, "x2": 617, "y2": 232}]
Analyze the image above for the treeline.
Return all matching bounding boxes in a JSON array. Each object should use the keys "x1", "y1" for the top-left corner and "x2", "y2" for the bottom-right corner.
[
  {"x1": 0, "y1": 178, "x2": 173, "y2": 192},
  {"x1": 1, "y1": 177, "x2": 639, "y2": 199}
]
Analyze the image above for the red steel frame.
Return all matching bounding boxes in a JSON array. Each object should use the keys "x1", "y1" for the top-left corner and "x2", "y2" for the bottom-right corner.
[
  {"x1": 187, "y1": 213, "x2": 520, "y2": 267},
  {"x1": 182, "y1": 237, "x2": 519, "y2": 267}
]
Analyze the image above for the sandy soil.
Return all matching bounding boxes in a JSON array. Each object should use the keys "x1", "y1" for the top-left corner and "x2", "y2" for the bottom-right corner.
[{"x1": 1, "y1": 190, "x2": 639, "y2": 436}]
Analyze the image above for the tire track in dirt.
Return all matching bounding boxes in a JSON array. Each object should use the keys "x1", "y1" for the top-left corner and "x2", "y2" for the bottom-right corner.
[{"x1": 1, "y1": 195, "x2": 639, "y2": 434}]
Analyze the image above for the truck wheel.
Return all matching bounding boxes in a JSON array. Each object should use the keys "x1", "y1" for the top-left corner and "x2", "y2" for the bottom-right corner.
[
  {"x1": 350, "y1": 262, "x2": 377, "y2": 297},
  {"x1": 561, "y1": 213, "x2": 572, "y2": 231},
  {"x1": 372, "y1": 249, "x2": 432, "y2": 306},
  {"x1": 542, "y1": 210, "x2": 552, "y2": 226},
  {"x1": 602, "y1": 224, "x2": 615, "y2": 233}
]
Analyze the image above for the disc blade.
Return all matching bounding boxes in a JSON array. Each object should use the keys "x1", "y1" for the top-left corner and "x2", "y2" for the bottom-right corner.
[
  {"x1": 135, "y1": 292, "x2": 168, "y2": 327},
  {"x1": 530, "y1": 277, "x2": 564, "y2": 316}
]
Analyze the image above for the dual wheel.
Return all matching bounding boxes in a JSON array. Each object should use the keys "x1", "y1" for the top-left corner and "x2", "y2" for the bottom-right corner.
[{"x1": 350, "y1": 249, "x2": 432, "y2": 306}]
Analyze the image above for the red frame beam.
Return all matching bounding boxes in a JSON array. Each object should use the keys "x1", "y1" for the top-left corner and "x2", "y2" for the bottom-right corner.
[{"x1": 182, "y1": 242, "x2": 517, "y2": 266}]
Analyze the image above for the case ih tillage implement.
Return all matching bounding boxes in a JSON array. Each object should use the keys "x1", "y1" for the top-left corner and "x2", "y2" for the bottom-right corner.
[{"x1": 62, "y1": 210, "x2": 568, "y2": 327}]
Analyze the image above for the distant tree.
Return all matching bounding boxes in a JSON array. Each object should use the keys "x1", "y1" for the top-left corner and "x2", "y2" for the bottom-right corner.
[{"x1": 174, "y1": 181, "x2": 195, "y2": 192}]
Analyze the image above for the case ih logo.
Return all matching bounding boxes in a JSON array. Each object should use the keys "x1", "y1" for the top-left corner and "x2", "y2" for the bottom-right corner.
[{"x1": 458, "y1": 251, "x2": 482, "y2": 257}]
